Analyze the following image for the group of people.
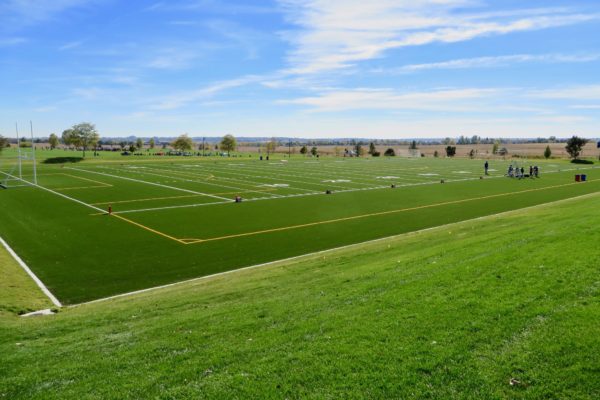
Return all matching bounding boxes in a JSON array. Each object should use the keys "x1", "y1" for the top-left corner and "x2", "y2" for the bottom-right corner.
[
  {"x1": 483, "y1": 161, "x2": 540, "y2": 179},
  {"x1": 506, "y1": 164, "x2": 539, "y2": 179}
]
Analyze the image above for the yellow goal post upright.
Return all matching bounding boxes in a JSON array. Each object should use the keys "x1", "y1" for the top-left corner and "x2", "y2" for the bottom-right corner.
[{"x1": 0, "y1": 121, "x2": 38, "y2": 189}]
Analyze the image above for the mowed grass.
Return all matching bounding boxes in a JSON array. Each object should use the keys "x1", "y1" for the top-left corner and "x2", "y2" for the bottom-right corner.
[
  {"x1": 1, "y1": 150, "x2": 599, "y2": 304},
  {"x1": 0, "y1": 242, "x2": 52, "y2": 316},
  {"x1": 1, "y1": 193, "x2": 599, "y2": 399}
]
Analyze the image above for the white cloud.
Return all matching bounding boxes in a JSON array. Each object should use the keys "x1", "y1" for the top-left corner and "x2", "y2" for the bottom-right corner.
[
  {"x1": 278, "y1": 0, "x2": 600, "y2": 74},
  {"x1": 147, "y1": 49, "x2": 199, "y2": 70},
  {"x1": 569, "y1": 104, "x2": 600, "y2": 109},
  {"x1": 0, "y1": 0, "x2": 100, "y2": 25},
  {"x1": 378, "y1": 53, "x2": 600, "y2": 73},
  {"x1": 0, "y1": 37, "x2": 27, "y2": 46},
  {"x1": 59, "y1": 40, "x2": 84, "y2": 51},
  {"x1": 281, "y1": 87, "x2": 502, "y2": 112},
  {"x1": 529, "y1": 85, "x2": 600, "y2": 100},
  {"x1": 149, "y1": 75, "x2": 267, "y2": 110}
]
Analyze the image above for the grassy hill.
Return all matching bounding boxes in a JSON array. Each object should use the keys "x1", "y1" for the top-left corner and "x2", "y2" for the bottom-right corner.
[{"x1": 1, "y1": 193, "x2": 599, "y2": 399}]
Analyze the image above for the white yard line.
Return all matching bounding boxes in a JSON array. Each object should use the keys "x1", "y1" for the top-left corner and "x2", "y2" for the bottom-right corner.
[
  {"x1": 155, "y1": 164, "x2": 320, "y2": 194},
  {"x1": 110, "y1": 175, "x2": 495, "y2": 214},
  {"x1": 70, "y1": 190, "x2": 600, "y2": 307},
  {"x1": 127, "y1": 165, "x2": 288, "y2": 197},
  {"x1": 65, "y1": 167, "x2": 233, "y2": 201},
  {"x1": 0, "y1": 234, "x2": 62, "y2": 308}
]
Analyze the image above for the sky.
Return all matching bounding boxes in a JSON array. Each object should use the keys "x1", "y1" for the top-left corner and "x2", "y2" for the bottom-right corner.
[{"x1": 1, "y1": 0, "x2": 600, "y2": 139}]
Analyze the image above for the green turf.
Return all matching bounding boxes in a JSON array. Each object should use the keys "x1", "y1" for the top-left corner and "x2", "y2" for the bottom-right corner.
[
  {"x1": 1, "y1": 150, "x2": 599, "y2": 303},
  {"x1": 1, "y1": 193, "x2": 598, "y2": 399}
]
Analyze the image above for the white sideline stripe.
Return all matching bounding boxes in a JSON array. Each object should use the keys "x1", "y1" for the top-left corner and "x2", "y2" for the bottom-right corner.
[
  {"x1": 115, "y1": 199, "x2": 234, "y2": 214},
  {"x1": 70, "y1": 190, "x2": 600, "y2": 308},
  {"x1": 0, "y1": 235, "x2": 62, "y2": 308},
  {"x1": 110, "y1": 176, "x2": 491, "y2": 214},
  {"x1": 65, "y1": 167, "x2": 233, "y2": 201}
]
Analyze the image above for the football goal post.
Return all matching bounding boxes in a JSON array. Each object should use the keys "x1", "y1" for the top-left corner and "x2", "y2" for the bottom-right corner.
[{"x1": 0, "y1": 122, "x2": 38, "y2": 189}]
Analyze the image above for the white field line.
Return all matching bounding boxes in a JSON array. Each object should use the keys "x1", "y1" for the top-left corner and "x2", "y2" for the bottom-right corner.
[
  {"x1": 1, "y1": 170, "x2": 106, "y2": 213},
  {"x1": 70, "y1": 190, "x2": 600, "y2": 307},
  {"x1": 110, "y1": 174, "x2": 499, "y2": 214},
  {"x1": 131, "y1": 165, "x2": 290, "y2": 197},
  {"x1": 321, "y1": 162, "x2": 473, "y2": 183},
  {"x1": 66, "y1": 167, "x2": 233, "y2": 201},
  {"x1": 154, "y1": 164, "x2": 320, "y2": 194},
  {"x1": 107, "y1": 164, "x2": 600, "y2": 215},
  {"x1": 113, "y1": 199, "x2": 234, "y2": 214},
  {"x1": 220, "y1": 163, "x2": 379, "y2": 188},
  {"x1": 101, "y1": 165, "x2": 284, "y2": 199},
  {"x1": 0, "y1": 234, "x2": 62, "y2": 308},
  {"x1": 211, "y1": 163, "x2": 371, "y2": 190}
]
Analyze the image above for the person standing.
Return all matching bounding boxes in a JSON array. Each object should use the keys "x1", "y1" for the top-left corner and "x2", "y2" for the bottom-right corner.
[{"x1": 484, "y1": 160, "x2": 489, "y2": 175}]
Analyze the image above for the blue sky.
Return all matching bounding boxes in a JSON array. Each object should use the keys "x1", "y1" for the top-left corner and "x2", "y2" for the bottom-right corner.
[{"x1": 1, "y1": 0, "x2": 600, "y2": 139}]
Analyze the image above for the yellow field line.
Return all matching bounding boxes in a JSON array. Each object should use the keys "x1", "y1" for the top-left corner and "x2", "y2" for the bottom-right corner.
[
  {"x1": 110, "y1": 214, "x2": 186, "y2": 244},
  {"x1": 91, "y1": 188, "x2": 275, "y2": 206},
  {"x1": 55, "y1": 185, "x2": 111, "y2": 190},
  {"x1": 48, "y1": 173, "x2": 113, "y2": 191},
  {"x1": 184, "y1": 179, "x2": 599, "y2": 244},
  {"x1": 92, "y1": 194, "x2": 206, "y2": 205},
  {"x1": 60, "y1": 173, "x2": 112, "y2": 187}
]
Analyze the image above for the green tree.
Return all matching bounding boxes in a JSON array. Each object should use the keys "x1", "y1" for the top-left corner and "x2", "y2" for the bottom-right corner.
[
  {"x1": 355, "y1": 143, "x2": 363, "y2": 157},
  {"x1": 311, "y1": 146, "x2": 318, "y2": 156},
  {"x1": 149, "y1": 138, "x2": 156, "y2": 149},
  {"x1": 136, "y1": 138, "x2": 144, "y2": 150},
  {"x1": 368, "y1": 142, "x2": 376, "y2": 155},
  {"x1": 409, "y1": 140, "x2": 418, "y2": 150},
  {"x1": 433, "y1": 150, "x2": 439, "y2": 158},
  {"x1": 445, "y1": 146, "x2": 456, "y2": 157},
  {"x1": 62, "y1": 122, "x2": 100, "y2": 157},
  {"x1": 266, "y1": 138, "x2": 277, "y2": 156},
  {"x1": 171, "y1": 134, "x2": 193, "y2": 152},
  {"x1": 544, "y1": 145, "x2": 552, "y2": 159},
  {"x1": 220, "y1": 134, "x2": 237, "y2": 155},
  {"x1": 300, "y1": 145, "x2": 308, "y2": 156},
  {"x1": 48, "y1": 133, "x2": 59, "y2": 149},
  {"x1": 384, "y1": 148, "x2": 395, "y2": 157},
  {"x1": 492, "y1": 141, "x2": 499, "y2": 155},
  {"x1": 0, "y1": 135, "x2": 8, "y2": 152},
  {"x1": 565, "y1": 136, "x2": 588, "y2": 160}
]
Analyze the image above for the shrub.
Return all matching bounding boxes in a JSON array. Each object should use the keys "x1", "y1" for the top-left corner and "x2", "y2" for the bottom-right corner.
[
  {"x1": 384, "y1": 148, "x2": 395, "y2": 157},
  {"x1": 43, "y1": 157, "x2": 84, "y2": 164},
  {"x1": 571, "y1": 159, "x2": 594, "y2": 164}
]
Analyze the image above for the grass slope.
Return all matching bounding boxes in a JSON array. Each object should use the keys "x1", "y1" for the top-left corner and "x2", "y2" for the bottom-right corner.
[
  {"x1": 0, "y1": 243, "x2": 52, "y2": 315},
  {"x1": 1, "y1": 193, "x2": 599, "y2": 399}
]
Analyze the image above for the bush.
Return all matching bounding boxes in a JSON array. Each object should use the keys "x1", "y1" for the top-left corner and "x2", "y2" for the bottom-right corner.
[
  {"x1": 384, "y1": 148, "x2": 395, "y2": 157},
  {"x1": 372, "y1": 151, "x2": 381, "y2": 157},
  {"x1": 571, "y1": 159, "x2": 594, "y2": 165},
  {"x1": 43, "y1": 157, "x2": 83, "y2": 164}
]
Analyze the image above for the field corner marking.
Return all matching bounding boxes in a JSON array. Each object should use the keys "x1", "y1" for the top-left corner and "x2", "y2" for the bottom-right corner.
[
  {"x1": 0, "y1": 235, "x2": 62, "y2": 308},
  {"x1": 110, "y1": 213, "x2": 187, "y2": 244}
]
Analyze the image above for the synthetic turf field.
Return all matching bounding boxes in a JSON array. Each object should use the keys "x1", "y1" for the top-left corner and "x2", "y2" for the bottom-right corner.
[{"x1": 1, "y1": 150, "x2": 599, "y2": 304}]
